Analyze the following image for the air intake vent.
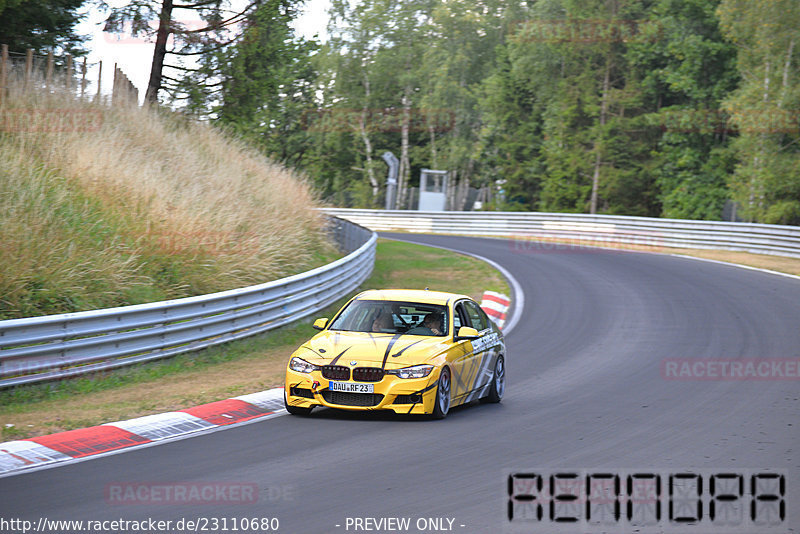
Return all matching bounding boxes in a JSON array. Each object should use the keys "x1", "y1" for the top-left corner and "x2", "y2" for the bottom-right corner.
[
  {"x1": 290, "y1": 387, "x2": 315, "y2": 399},
  {"x1": 352, "y1": 367, "x2": 384, "y2": 382},
  {"x1": 393, "y1": 394, "x2": 422, "y2": 404},
  {"x1": 321, "y1": 391, "x2": 384, "y2": 407},
  {"x1": 321, "y1": 365, "x2": 350, "y2": 380}
]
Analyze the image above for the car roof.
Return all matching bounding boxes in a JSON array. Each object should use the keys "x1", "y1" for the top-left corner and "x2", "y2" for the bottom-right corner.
[{"x1": 354, "y1": 289, "x2": 470, "y2": 306}]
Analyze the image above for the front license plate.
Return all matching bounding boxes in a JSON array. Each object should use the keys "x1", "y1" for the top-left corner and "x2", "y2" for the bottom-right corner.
[{"x1": 329, "y1": 381, "x2": 374, "y2": 393}]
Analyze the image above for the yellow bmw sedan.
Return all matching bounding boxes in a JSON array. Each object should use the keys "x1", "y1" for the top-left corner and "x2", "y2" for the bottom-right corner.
[{"x1": 284, "y1": 289, "x2": 506, "y2": 419}]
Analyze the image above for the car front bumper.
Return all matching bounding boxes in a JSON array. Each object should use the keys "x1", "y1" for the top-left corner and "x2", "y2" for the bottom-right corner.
[{"x1": 284, "y1": 368, "x2": 441, "y2": 415}]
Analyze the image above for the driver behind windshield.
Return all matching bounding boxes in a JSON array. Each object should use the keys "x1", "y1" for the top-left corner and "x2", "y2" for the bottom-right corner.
[
  {"x1": 407, "y1": 311, "x2": 444, "y2": 336},
  {"x1": 371, "y1": 310, "x2": 394, "y2": 332}
]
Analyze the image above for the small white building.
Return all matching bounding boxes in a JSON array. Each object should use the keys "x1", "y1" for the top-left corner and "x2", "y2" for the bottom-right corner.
[{"x1": 418, "y1": 169, "x2": 448, "y2": 211}]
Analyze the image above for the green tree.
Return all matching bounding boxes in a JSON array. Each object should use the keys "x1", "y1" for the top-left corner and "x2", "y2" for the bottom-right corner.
[
  {"x1": 103, "y1": 0, "x2": 278, "y2": 103},
  {"x1": 631, "y1": 0, "x2": 740, "y2": 220},
  {"x1": 501, "y1": 0, "x2": 658, "y2": 214},
  {"x1": 208, "y1": 0, "x2": 318, "y2": 168},
  {"x1": 0, "y1": 0, "x2": 87, "y2": 53},
  {"x1": 420, "y1": 0, "x2": 513, "y2": 204},
  {"x1": 482, "y1": 0, "x2": 739, "y2": 217},
  {"x1": 478, "y1": 43, "x2": 547, "y2": 209},
  {"x1": 717, "y1": 0, "x2": 800, "y2": 224},
  {"x1": 366, "y1": 0, "x2": 435, "y2": 206},
  {"x1": 317, "y1": 0, "x2": 394, "y2": 203}
]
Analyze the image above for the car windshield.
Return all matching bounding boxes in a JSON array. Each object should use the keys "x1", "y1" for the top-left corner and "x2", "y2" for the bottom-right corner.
[{"x1": 328, "y1": 300, "x2": 449, "y2": 337}]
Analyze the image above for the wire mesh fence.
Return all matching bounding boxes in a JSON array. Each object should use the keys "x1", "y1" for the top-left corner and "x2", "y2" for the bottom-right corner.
[{"x1": 0, "y1": 44, "x2": 139, "y2": 107}]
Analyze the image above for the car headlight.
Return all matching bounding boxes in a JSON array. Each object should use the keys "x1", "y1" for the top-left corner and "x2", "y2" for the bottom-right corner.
[
  {"x1": 289, "y1": 357, "x2": 319, "y2": 374},
  {"x1": 386, "y1": 364, "x2": 434, "y2": 379}
]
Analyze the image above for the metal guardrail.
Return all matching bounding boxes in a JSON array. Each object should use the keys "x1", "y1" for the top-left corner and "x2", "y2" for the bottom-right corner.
[
  {"x1": 0, "y1": 217, "x2": 376, "y2": 388},
  {"x1": 323, "y1": 208, "x2": 800, "y2": 259}
]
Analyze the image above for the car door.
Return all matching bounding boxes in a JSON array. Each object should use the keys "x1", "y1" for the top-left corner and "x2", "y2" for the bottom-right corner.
[
  {"x1": 449, "y1": 301, "x2": 475, "y2": 402},
  {"x1": 460, "y1": 299, "x2": 499, "y2": 398}
]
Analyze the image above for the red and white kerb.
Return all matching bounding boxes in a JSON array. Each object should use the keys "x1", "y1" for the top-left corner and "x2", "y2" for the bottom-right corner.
[
  {"x1": 480, "y1": 291, "x2": 511, "y2": 330},
  {"x1": 0, "y1": 389, "x2": 286, "y2": 476}
]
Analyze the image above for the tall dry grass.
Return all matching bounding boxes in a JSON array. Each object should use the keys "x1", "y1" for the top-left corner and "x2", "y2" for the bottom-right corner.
[{"x1": 0, "y1": 78, "x2": 333, "y2": 319}]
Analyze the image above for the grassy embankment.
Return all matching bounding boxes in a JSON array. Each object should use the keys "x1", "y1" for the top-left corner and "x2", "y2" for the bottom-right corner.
[
  {"x1": 0, "y1": 239, "x2": 510, "y2": 439},
  {"x1": 0, "y1": 78, "x2": 334, "y2": 437},
  {"x1": 0, "y1": 81, "x2": 333, "y2": 320}
]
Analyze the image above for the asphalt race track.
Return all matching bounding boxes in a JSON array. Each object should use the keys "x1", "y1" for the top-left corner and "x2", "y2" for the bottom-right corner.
[{"x1": 2, "y1": 233, "x2": 798, "y2": 533}]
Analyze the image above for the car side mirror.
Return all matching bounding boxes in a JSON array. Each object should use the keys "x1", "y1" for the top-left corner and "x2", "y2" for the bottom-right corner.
[
  {"x1": 455, "y1": 326, "x2": 479, "y2": 340},
  {"x1": 313, "y1": 318, "x2": 328, "y2": 331}
]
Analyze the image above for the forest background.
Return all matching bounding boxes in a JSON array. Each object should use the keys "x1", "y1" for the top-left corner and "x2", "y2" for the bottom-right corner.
[{"x1": 2, "y1": 0, "x2": 799, "y2": 224}]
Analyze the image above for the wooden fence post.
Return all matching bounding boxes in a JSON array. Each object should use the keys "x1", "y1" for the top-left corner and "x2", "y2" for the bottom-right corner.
[
  {"x1": 81, "y1": 57, "x2": 87, "y2": 97},
  {"x1": 25, "y1": 49, "x2": 33, "y2": 88},
  {"x1": 0, "y1": 44, "x2": 7, "y2": 105},
  {"x1": 131, "y1": 76, "x2": 138, "y2": 104},
  {"x1": 96, "y1": 60, "x2": 102, "y2": 101},
  {"x1": 46, "y1": 50, "x2": 54, "y2": 89},
  {"x1": 125, "y1": 73, "x2": 135, "y2": 104},
  {"x1": 66, "y1": 54, "x2": 73, "y2": 90},
  {"x1": 112, "y1": 63, "x2": 118, "y2": 105}
]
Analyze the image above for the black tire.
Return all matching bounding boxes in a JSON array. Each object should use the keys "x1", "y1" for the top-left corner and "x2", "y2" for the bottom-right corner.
[
  {"x1": 483, "y1": 355, "x2": 505, "y2": 403},
  {"x1": 284, "y1": 391, "x2": 313, "y2": 416},
  {"x1": 431, "y1": 367, "x2": 451, "y2": 419}
]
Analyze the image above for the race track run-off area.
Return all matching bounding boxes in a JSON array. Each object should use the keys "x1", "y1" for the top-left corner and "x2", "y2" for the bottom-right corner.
[{"x1": 1, "y1": 233, "x2": 798, "y2": 534}]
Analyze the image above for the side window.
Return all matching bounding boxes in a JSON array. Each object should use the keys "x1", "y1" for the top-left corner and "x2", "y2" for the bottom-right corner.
[
  {"x1": 453, "y1": 303, "x2": 465, "y2": 331},
  {"x1": 478, "y1": 307, "x2": 493, "y2": 329},
  {"x1": 463, "y1": 301, "x2": 488, "y2": 331}
]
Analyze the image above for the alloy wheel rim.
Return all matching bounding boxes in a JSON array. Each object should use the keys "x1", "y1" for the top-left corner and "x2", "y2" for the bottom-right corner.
[
  {"x1": 439, "y1": 369, "x2": 450, "y2": 414},
  {"x1": 496, "y1": 357, "x2": 505, "y2": 398}
]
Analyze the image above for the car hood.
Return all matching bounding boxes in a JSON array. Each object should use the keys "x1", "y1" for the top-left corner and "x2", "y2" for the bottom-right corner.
[{"x1": 293, "y1": 330, "x2": 450, "y2": 369}]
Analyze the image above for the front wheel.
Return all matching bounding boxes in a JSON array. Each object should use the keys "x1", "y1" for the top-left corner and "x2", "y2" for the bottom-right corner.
[
  {"x1": 284, "y1": 391, "x2": 313, "y2": 416},
  {"x1": 431, "y1": 367, "x2": 451, "y2": 419},
  {"x1": 483, "y1": 355, "x2": 505, "y2": 403}
]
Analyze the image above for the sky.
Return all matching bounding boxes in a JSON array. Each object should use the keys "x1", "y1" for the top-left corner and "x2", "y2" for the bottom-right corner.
[{"x1": 78, "y1": 0, "x2": 332, "y2": 99}]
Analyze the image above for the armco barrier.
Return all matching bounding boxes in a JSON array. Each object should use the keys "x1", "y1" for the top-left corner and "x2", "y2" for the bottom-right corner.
[
  {"x1": 322, "y1": 209, "x2": 800, "y2": 259},
  {"x1": 0, "y1": 217, "x2": 376, "y2": 388}
]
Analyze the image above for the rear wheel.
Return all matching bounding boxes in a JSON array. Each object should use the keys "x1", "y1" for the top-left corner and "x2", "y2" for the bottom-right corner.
[
  {"x1": 483, "y1": 355, "x2": 505, "y2": 403},
  {"x1": 284, "y1": 391, "x2": 313, "y2": 416},
  {"x1": 431, "y1": 367, "x2": 451, "y2": 419}
]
